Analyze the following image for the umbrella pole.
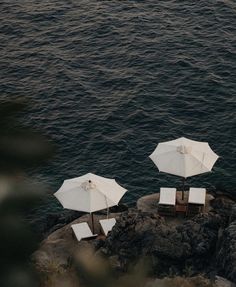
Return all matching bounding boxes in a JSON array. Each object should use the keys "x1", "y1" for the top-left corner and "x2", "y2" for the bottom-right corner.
[
  {"x1": 105, "y1": 195, "x2": 109, "y2": 219},
  {"x1": 91, "y1": 213, "x2": 95, "y2": 234},
  {"x1": 182, "y1": 178, "x2": 185, "y2": 200}
]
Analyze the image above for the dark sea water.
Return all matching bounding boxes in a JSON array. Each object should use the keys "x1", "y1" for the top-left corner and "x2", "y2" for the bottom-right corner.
[{"x1": 1, "y1": 1, "x2": 236, "y2": 217}]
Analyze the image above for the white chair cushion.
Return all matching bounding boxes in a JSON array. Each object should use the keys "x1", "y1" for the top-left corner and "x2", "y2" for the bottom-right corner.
[
  {"x1": 99, "y1": 218, "x2": 116, "y2": 236},
  {"x1": 159, "y1": 188, "x2": 176, "y2": 205},
  {"x1": 71, "y1": 222, "x2": 97, "y2": 241},
  {"x1": 188, "y1": 188, "x2": 206, "y2": 205}
]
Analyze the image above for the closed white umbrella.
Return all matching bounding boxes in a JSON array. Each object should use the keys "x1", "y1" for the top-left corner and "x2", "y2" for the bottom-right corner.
[
  {"x1": 149, "y1": 137, "x2": 219, "y2": 198},
  {"x1": 54, "y1": 173, "x2": 127, "y2": 232}
]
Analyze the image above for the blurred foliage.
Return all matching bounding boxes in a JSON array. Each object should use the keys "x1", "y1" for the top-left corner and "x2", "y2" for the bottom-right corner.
[
  {"x1": 0, "y1": 99, "x2": 53, "y2": 287},
  {"x1": 36, "y1": 243, "x2": 214, "y2": 287},
  {"x1": 73, "y1": 246, "x2": 150, "y2": 287},
  {"x1": 0, "y1": 99, "x2": 54, "y2": 173}
]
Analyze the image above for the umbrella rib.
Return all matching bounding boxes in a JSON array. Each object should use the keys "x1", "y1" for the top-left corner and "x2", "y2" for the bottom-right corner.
[
  {"x1": 184, "y1": 153, "x2": 212, "y2": 177},
  {"x1": 54, "y1": 174, "x2": 127, "y2": 215},
  {"x1": 150, "y1": 149, "x2": 179, "y2": 158},
  {"x1": 191, "y1": 152, "x2": 213, "y2": 171},
  {"x1": 149, "y1": 137, "x2": 218, "y2": 180},
  {"x1": 153, "y1": 151, "x2": 214, "y2": 178},
  {"x1": 89, "y1": 187, "x2": 117, "y2": 213},
  {"x1": 155, "y1": 149, "x2": 213, "y2": 171}
]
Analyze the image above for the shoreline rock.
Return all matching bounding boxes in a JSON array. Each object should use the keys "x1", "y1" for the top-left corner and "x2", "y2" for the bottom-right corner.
[{"x1": 33, "y1": 192, "x2": 236, "y2": 285}]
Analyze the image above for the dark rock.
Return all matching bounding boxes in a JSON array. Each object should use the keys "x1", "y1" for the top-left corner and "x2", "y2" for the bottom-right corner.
[
  {"x1": 211, "y1": 188, "x2": 236, "y2": 202},
  {"x1": 102, "y1": 209, "x2": 222, "y2": 277},
  {"x1": 29, "y1": 210, "x2": 83, "y2": 238},
  {"x1": 229, "y1": 204, "x2": 236, "y2": 223},
  {"x1": 211, "y1": 197, "x2": 235, "y2": 226},
  {"x1": 104, "y1": 209, "x2": 164, "y2": 259},
  {"x1": 93, "y1": 238, "x2": 105, "y2": 250},
  {"x1": 33, "y1": 192, "x2": 236, "y2": 284},
  {"x1": 149, "y1": 276, "x2": 213, "y2": 287},
  {"x1": 109, "y1": 204, "x2": 128, "y2": 213},
  {"x1": 215, "y1": 276, "x2": 236, "y2": 287},
  {"x1": 177, "y1": 213, "x2": 221, "y2": 256},
  {"x1": 217, "y1": 221, "x2": 236, "y2": 283},
  {"x1": 48, "y1": 223, "x2": 65, "y2": 234}
]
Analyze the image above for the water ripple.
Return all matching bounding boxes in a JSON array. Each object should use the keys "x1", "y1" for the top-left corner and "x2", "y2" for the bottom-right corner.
[{"x1": 0, "y1": 1, "x2": 236, "y2": 218}]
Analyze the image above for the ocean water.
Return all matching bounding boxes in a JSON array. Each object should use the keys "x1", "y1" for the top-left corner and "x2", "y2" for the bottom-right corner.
[{"x1": 1, "y1": 1, "x2": 236, "y2": 215}]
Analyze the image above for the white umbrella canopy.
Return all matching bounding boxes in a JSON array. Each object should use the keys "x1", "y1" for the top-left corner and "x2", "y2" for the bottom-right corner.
[
  {"x1": 149, "y1": 137, "x2": 219, "y2": 200},
  {"x1": 54, "y1": 173, "x2": 127, "y2": 213},
  {"x1": 149, "y1": 137, "x2": 219, "y2": 178}
]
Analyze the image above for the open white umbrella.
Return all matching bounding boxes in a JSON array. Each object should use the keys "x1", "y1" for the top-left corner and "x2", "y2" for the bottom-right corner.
[
  {"x1": 149, "y1": 137, "x2": 219, "y2": 198},
  {"x1": 54, "y1": 173, "x2": 127, "y2": 232}
]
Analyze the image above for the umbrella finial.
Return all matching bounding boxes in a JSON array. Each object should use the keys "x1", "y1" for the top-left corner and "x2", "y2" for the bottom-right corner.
[
  {"x1": 83, "y1": 179, "x2": 96, "y2": 190},
  {"x1": 81, "y1": 180, "x2": 94, "y2": 191}
]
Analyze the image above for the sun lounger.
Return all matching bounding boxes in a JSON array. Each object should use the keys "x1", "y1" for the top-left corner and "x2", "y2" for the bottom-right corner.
[
  {"x1": 188, "y1": 188, "x2": 206, "y2": 205},
  {"x1": 71, "y1": 222, "x2": 97, "y2": 241},
  {"x1": 158, "y1": 188, "x2": 176, "y2": 216},
  {"x1": 187, "y1": 188, "x2": 206, "y2": 216},
  {"x1": 99, "y1": 218, "x2": 116, "y2": 236}
]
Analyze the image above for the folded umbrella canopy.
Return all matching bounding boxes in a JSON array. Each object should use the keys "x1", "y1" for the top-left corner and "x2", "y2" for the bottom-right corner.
[
  {"x1": 54, "y1": 173, "x2": 127, "y2": 232},
  {"x1": 149, "y1": 137, "x2": 219, "y2": 199}
]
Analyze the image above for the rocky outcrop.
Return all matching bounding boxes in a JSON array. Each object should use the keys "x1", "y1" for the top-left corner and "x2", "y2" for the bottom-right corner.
[
  {"x1": 33, "y1": 193, "x2": 236, "y2": 284},
  {"x1": 29, "y1": 204, "x2": 129, "y2": 240},
  {"x1": 215, "y1": 276, "x2": 236, "y2": 287},
  {"x1": 102, "y1": 209, "x2": 222, "y2": 277},
  {"x1": 210, "y1": 197, "x2": 236, "y2": 283},
  {"x1": 147, "y1": 276, "x2": 213, "y2": 287},
  {"x1": 146, "y1": 275, "x2": 236, "y2": 286},
  {"x1": 102, "y1": 210, "x2": 164, "y2": 262},
  {"x1": 217, "y1": 206, "x2": 236, "y2": 283},
  {"x1": 33, "y1": 212, "x2": 121, "y2": 275},
  {"x1": 229, "y1": 204, "x2": 236, "y2": 223},
  {"x1": 210, "y1": 197, "x2": 235, "y2": 226},
  {"x1": 29, "y1": 209, "x2": 83, "y2": 239}
]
